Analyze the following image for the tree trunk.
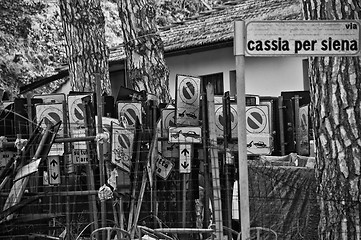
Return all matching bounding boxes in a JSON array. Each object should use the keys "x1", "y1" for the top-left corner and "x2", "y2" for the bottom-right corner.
[
  {"x1": 301, "y1": 1, "x2": 361, "y2": 239},
  {"x1": 117, "y1": 0, "x2": 170, "y2": 103},
  {"x1": 59, "y1": 0, "x2": 110, "y2": 94}
]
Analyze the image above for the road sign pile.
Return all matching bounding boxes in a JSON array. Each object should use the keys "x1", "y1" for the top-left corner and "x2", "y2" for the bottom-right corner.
[{"x1": 0, "y1": 75, "x2": 314, "y2": 239}]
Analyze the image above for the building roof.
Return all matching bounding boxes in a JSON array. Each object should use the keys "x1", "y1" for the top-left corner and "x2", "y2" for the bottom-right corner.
[
  {"x1": 21, "y1": 0, "x2": 303, "y2": 94},
  {"x1": 108, "y1": 0, "x2": 302, "y2": 61},
  {"x1": 159, "y1": 0, "x2": 302, "y2": 54}
]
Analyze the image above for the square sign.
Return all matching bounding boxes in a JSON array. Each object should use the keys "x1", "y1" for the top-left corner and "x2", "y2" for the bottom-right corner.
[
  {"x1": 111, "y1": 122, "x2": 135, "y2": 172},
  {"x1": 35, "y1": 103, "x2": 64, "y2": 156},
  {"x1": 179, "y1": 144, "x2": 192, "y2": 173},
  {"x1": 246, "y1": 20, "x2": 360, "y2": 56},
  {"x1": 156, "y1": 154, "x2": 174, "y2": 180},
  {"x1": 175, "y1": 74, "x2": 201, "y2": 126}
]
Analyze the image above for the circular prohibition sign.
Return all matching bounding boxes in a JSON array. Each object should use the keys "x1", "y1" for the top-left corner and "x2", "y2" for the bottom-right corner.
[
  {"x1": 246, "y1": 106, "x2": 268, "y2": 134},
  {"x1": 179, "y1": 77, "x2": 199, "y2": 104},
  {"x1": 215, "y1": 105, "x2": 238, "y2": 132},
  {"x1": 119, "y1": 103, "x2": 141, "y2": 126},
  {"x1": 36, "y1": 104, "x2": 63, "y2": 133}
]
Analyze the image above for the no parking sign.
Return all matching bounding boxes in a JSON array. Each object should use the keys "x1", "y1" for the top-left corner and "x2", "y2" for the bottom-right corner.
[
  {"x1": 68, "y1": 94, "x2": 90, "y2": 127},
  {"x1": 111, "y1": 122, "x2": 135, "y2": 172},
  {"x1": 117, "y1": 102, "x2": 142, "y2": 127},
  {"x1": 215, "y1": 104, "x2": 238, "y2": 138},
  {"x1": 245, "y1": 105, "x2": 270, "y2": 134},
  {"x1": 161, "y1": 108, "x2": 176, "y2": 137},
  {"x1": 35, "y1": 103, "x2": 64, "y2": 155},
  {"x1": 175, "y1": 74, "x2": 201, "y2": 126}
]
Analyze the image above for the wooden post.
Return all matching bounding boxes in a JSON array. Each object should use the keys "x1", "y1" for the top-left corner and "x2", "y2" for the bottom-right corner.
[
  {"x1": 223, "y1": 92, "x2": 232, "y2": 240},
  {"x1": 82, "y1": 97, "x2": 99, "y2": 233},
  {"x1": 127, "y1": 124, "x2": 142, "y2": 232},
  {"x1": 95, "y1": 74, "x2": 107, "y2": 229},
  {"x1": 130, "y1": 132, "x2": 157, "y2": 238},
  {"x1": 206, "y1": 83, "x2": 223, "y2": 240},
  {"x1": 234, "y1": 21, "x2": 250, "y2": 240}
]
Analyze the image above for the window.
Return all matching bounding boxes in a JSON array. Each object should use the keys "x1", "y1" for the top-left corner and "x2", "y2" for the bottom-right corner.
[{"x1": 201, "y1": 72, "x2": 224, "y2": 95}]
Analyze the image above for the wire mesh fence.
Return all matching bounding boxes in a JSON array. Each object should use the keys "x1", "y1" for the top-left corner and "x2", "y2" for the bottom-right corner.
[{"x1": 0, "y1": 91, "x2": 319, "y2": 240}]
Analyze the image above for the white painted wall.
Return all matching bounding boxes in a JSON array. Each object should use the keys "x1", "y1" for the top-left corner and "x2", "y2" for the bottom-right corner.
[
  {"x1": 56, "y1": 46, "x2": 305, "y2": 99},
  {"x1": 166, "y1": 47, "x2": 305, "y2": 99}
]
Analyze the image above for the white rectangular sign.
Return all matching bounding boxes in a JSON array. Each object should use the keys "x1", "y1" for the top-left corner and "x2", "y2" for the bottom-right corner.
[
  {"x1": 111, "y1": 122, "x2": 135, "y2": 172},
  {"x1": 179, "y1": 144, "x2": 192, "y2": 173},
  {"x1": 72, "y1": 128, "x2": 88, "y2": 164},
  {"x1": 169, "y1": 127, "x2": 202, "y2": 143},
  {"x1": 48, "y1": 155, "x2": 60, "y2": 185},
  {"x1": 175, "y1": 74, "x2": 201, "y2": 126},
  {"x1": 246, "y1": 20, "x2": 360, "y2": 56}
]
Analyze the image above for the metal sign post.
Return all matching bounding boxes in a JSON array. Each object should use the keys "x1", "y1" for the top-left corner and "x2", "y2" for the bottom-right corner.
[{"x1": 234, "y1": 21, "x2": 250, "y2": 240}]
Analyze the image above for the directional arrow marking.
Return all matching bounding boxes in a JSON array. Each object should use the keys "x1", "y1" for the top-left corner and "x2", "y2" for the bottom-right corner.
[
  {"x1": 181, "y1": 161, "x2": 189, "y2": 169},
  {"x1": 50, "y1": 159, "x2": 58, "y2": 167},
  {"x1": 181, "y1": 148, "x2": 189, "y2": 156},
  {"x1": 51, "y1": 172, "x2": 58, "y2": 180}
]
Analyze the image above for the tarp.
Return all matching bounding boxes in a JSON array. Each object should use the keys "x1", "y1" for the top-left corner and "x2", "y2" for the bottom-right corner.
[{"x1": 247, "y1": 161, "x2": 319, "y2": 240}]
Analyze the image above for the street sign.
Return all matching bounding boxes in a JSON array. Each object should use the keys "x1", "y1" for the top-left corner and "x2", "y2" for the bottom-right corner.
[
  {"x1": 175, "y1": 74, "x2": 201, "y2": 126},
  {"x1": 169, "y1": 126, "x2": 202, "y2": 143},
  {"x1": 111, "y1": 122, "x2": 135, "y2": 172},
  {"x1": 246, "y1": 20, "x2": 360, "y2": 56},
  {"x1": 245, "y1": 105, "x2": 270, "y2": 134},
  {"x1": 156, "y1": 154, "x2": 174, "y2": 180},
  {"x1": 298, "y1": 105, "x2": 310, "y2": 156},
  {"x1": 161, "y1": 108, "x2": 176, "y2": 137},
  {"x1": 117, "y1": 102, "x2": 142, "y2": 127},
  {"x1": 47, "y1": 155, "x2": 60, "y2": 185},
  {"x1": 68, "y1": 94, "x2": 89, "y2": 127},
  {"x1": 33, "y1": 93, "x2": 65, "y2": 104},
  {"x1": 14, "y1": 158, "x2": 41, "y2": 182},
  {"x1": 179, "y1": 144, "x2": 192, "y2": 173},
  {"x1": 0, "y1": 151, "x2": 16, "y2": 168},
  {"x1": 72, "y1": 128, "x2": 88, "y2": 164},
  {"x1": 35, "y1": 103, "x2": 64, "y2": 155},
  {"x1": 161, "y1": 142, "x2": 179, "y2": 158},
  {"x1": 215, "y1": 104, "x2": 238, "y2": 138},
  {"x1": 246, "y1": 133, "x2": 272, "y2": 155},
  {"x1": 3, "y1": 177, "x2": 28, "y2": 217}
]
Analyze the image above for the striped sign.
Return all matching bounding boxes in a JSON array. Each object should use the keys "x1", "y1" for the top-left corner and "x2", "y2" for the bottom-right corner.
[
  {"x1": 111, "y1": 122, "x2": 135, "y2": 172},
  {"x1": 35, "y1": 103, "x2": 64, "y2": 155},
  {"x1": 117, "y1": 102, "x2": 142, "y2": 127}
]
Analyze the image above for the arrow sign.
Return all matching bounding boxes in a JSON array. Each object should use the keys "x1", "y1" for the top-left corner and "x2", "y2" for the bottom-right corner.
[
  {"x1": 181, "y1": 148, "x2": 189, "y2": 157},
  {"x1": 50, "y1": 159, "x2": 58, "y2": 167},
  {"x1": 47, "y1": 155, "x2": 60, "y2": 185},
  {"x1": 180, "y1": 161, "x2": 189, "y2": 169},
  {"x1": 51, "y1": 172, "x2": 58, "y2": 180},
  {"x1": 179, "y1": 144, "x2": 192, "y2": 173}
]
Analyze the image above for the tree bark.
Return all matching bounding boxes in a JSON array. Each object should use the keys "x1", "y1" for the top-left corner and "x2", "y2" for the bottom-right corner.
[
  {"x1": 117, "y1": 0, "x2": 170, "y2": 103},
  {"x1": 301, "y1": 0, "x2": 361, "y2": 239},
  {"x1": 59, "y1": 0, "x2": 111, "y2": 94}
]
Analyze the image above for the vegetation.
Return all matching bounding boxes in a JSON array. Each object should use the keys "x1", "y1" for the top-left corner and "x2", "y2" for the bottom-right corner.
[{"x1": 0, "y1": 0, "x2": 222, "y2": 97}]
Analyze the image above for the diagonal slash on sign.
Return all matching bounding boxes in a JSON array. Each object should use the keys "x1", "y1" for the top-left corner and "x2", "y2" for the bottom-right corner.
[
  {"x1": 248, "y1": 112, "x2": 263, "y2": 130},
  {"x1": 183, "y1": 82, "x2": 194, "y2": 100},
  {"x1": 124, "y1": 109, "x2": 137, "y2": 126}
]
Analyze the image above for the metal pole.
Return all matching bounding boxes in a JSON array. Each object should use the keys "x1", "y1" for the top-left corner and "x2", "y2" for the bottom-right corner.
[
  {"x1": 278, "y1": 96, "x2": 285, "y2": 155},
  {"x1": 294, "y1": 95, "x2": 301, "y2": 154},
  {"x1": 234, "y1": 21, "x2": 250, "y2": 240},
  {"x1": 201, "y1": 92, "x2": 211, "y2": 230},
  {"x1": 223, "y1": 92, "x2": 232, "y2": 240}
]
